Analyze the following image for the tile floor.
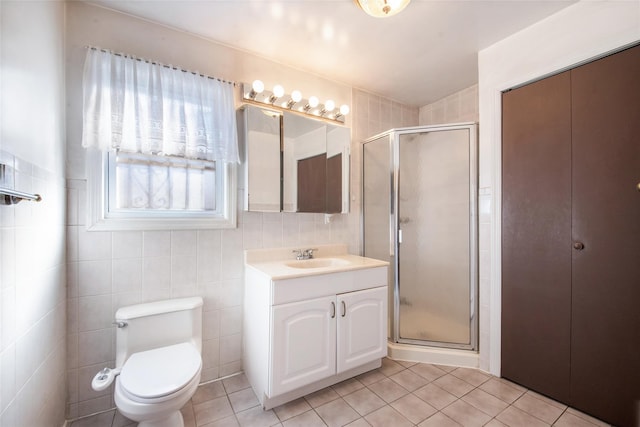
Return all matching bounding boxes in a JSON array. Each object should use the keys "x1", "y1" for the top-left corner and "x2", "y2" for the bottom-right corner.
[{"x1": 70, "y1": 358, "x2": 610, "y2": 427}]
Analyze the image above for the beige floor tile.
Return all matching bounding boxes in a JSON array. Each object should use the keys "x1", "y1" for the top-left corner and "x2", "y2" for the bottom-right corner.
[
  {"x1": 229, "y1": 388, "x2": 260, "y2": 413},
  {"x1": 461, "y1": 388, "x2": 509, "y2": 417},
  {"x1": 389, "y1": 368, "x2": 429, "y2": 392},
  {"x1": 554, "y1": 412, "x2": 601, "y2": 427},
  {"x1": 450, "y1": 367, "x2": 491, "y2": 387},
  {"x1": 305, "y1": 387, "x2": 340, "y2": 408},
  {"x1": 332, "y1": 378, "x2": 365, "y2": 397},
  {"x1": 485, "y1": 419, "x2": 508, "y2": 427},
  {"x1": 418, "y1": 412, "x2": 462, "y2": 427},
  {"x1": 345, "y1": 418, "x2": 371, "y2": 427},
  {"x1": 364, "y1": 405, "x2": 413, "y2": 427},
  {"x1": 316, "y1": 398, "x2": 360, "y2": 427},
  {"x1": 413, "y1": 383, "x2": 458, "y2": 410},
  {"x1": 194, "y1": 396, "x2": 235, "y2": 426},
  {"x1": 342, "y1": 388, "x2": 386, "y2": 416},
  {"x1": 223, "y1": 374, "x2": 252, "y2": 394},
  {"x1": 396, "y1": 360, "x2": 418, "y2": 368},
  {"x1": 193, "y1": 381, "x2": 228, "y2": 405},
  {"x1": 409, "y1": 363, "x2": 448, "y2": 382},
  {"x1": 525, "y1": 390, "x2": 567, "y2": 410},
  {"x1": 512, "y1": 392, "x2": 564, "y2": 424},
  {"x1": 356, "y1": 369, "x2": 386, "y2": 386},
  {"x1": 113, "y1": 410, "x2": 135, "y2": 427},
  {"x1": 367, "y1": 377, "x2": 409, "y2": 403},
  {"x1": 433, "y1": 374, "x2": 475, "y2": 398},
  {"x1": 441, "y1": 399, "x2": 493, "y2": 427},
  {"x1": 202, "y1": 416, "x2": 241, "y2": 427},
  {"x1": 389, "y1": 393, "x2": 437, "y2": 424},
  {"x1": 479, "y1": 378, "x2": 525, "y2": 404},
  {"x1": 181, "y1": 401, "x2": 196, "y2": 427},
  {"x1": 235, "y1": 406, "x2": 280, "y2": 427},
  {"x1": 272, "y1": 398, "x2": 311, "y2": 422},
  {"x1": 436, "y1": 365, "x2": 457, "y2": 373},
  {"x1": 497, "y1": 378, "x2": 527, "y2": 393},
  {"x1": 70, "y1": 411, "x2": 114, "y2": 427},
  {"x1": 378, "y1": 358, "x2": 405, "y2": 377},
  {"x1": 565, "y1": 408, "x2": 610, "y2": 427},
  {"x1": 281, "y1": 410, "x2": 326, "y2": 427},
  {"x1": 496, "y1": 405, "x2": 549, "y2": 427}
]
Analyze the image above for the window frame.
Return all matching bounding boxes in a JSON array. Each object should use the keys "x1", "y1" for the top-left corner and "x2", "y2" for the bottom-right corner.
[{"x1": 86, "y1": 149, "x2": 237, "y2": 231}]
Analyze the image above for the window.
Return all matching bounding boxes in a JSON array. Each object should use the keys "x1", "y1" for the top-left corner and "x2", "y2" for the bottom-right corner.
[
  {"x1": 87, "y1": 150, "x2": 236, "y2": 230},
  {"x1": 82, "y1": 48, "x2": 238, "y2": 230}
]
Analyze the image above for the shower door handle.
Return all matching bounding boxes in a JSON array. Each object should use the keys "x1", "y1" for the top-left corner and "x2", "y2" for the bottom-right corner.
[{"x1": 398, "y1": 229, "x2": 403, "y2": 244}]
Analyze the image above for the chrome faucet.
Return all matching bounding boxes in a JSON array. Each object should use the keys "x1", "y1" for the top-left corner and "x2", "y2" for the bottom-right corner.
[{"x1": 292, "y1": 248, "x2": 318, "y2": 260}]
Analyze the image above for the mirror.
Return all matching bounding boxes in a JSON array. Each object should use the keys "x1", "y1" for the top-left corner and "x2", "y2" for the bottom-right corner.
[
  {"x1": 240, "y1": 104, "x2": 350, "y2": 214},
  {"x1": 283, "y1": 112, "x2": 349, "y2": 213},
  {"x1": 240, "y1": 105, "x2": 281, "y2": 212}
]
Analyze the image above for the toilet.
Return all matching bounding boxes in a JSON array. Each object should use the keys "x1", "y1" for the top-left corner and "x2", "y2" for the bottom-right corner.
[{"x1": 92, "y1": 297, "x2": 203, "y2": 427}]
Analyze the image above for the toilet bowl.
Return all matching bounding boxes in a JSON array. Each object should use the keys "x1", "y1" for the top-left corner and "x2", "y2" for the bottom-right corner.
[
  {"x1": 114, "y1": 343, "x2": 202, "y2": 427},
  {"x1": 92, "y1": 297, "x2": 204, "y2": 427}
]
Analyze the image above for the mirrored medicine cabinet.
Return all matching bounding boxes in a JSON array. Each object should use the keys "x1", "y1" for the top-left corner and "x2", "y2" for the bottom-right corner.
[{"x1": 238, "y1": 104, "x2": 350, "y2": 214}]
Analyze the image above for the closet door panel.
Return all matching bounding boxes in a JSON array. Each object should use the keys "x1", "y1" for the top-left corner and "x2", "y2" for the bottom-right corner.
[
  {"x1": 501, "y1": 71, "x2": 572, "y2": 402},
  {"x1": 570, "y1": 45, "x2": 640, "y2": 427}
]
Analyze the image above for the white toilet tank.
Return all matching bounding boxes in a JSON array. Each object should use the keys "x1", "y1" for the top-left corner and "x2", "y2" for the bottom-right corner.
[{"x1": 114, "y1": 297, "x2": 203, "y2": 368}]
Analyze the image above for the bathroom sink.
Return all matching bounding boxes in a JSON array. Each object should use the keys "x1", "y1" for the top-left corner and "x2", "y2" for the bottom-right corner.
[{"x1": 285, "y1": 258, "x2": 351, "y2": 269}]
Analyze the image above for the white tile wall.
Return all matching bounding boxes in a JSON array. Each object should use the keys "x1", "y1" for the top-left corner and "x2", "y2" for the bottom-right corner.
[
  {"x1": 419, "y1": 84, "x2": 479, "y2": 126},
  {"x1": 0, "y1": 153, "x2": 66, "y2": 427}
]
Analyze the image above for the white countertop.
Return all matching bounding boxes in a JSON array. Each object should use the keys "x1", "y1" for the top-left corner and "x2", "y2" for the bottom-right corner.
[{"x1": 245, "y1": 245, "x2": 389, "y2": 280}]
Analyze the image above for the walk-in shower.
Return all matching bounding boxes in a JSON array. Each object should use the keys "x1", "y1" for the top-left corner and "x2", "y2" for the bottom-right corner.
[{"x1": 362, "y1": 124, "x2": 478, "y2": 365}]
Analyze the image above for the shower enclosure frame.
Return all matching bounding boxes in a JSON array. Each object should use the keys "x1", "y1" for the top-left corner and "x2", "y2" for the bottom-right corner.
[{"x1": 361, "y1": 123, "x2": 478, "y2": 352}]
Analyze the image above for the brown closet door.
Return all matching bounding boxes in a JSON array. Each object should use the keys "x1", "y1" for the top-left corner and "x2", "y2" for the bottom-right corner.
[
  {"x1": 570, "y1": 45, "x2": 640, "y2": 427},
  {"x1": 501, "y1": 71, "x2": 572, "y2": 402}
]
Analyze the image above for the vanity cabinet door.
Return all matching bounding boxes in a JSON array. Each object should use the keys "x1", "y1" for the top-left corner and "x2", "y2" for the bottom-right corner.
[
  {"x1": 337, "y1": 286, "x2": 387, "y2": 374},
  {"x1": 270, "y1": 295, "x2": 336, "y2": 397}
]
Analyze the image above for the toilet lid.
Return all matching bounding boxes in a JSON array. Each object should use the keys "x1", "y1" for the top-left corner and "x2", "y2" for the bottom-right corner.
[{"x1": 120, "y1": 342, "x2": 201, "y2": 399}]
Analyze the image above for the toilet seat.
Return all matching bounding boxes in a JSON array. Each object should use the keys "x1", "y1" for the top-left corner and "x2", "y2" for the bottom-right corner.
[{"x1": 119, "y1": 342, "x2": 201, "y2": 403}]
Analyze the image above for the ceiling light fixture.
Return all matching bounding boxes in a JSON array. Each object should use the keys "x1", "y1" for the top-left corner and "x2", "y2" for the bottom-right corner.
[{"x1": 354, "y1": 0, "x2": 411, "y2": 18}]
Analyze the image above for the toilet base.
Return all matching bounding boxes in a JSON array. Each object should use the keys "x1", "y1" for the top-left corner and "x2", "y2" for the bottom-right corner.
[{"x1": 137, "y1": 410, "x2": 183, "y2": 427}]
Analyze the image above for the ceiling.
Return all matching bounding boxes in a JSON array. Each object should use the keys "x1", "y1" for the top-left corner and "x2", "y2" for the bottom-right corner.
[{"x1": 87, "y1": 0, "x2": 576, "y2": 107}]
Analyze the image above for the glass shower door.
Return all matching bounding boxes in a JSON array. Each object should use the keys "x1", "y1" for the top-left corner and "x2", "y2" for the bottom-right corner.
[
  {"x1": 397, "y1": 129, "x2": 475, "y2": 347},
  {"x1": 362, "y1": 135, "x2": 394, "y2": 337}
]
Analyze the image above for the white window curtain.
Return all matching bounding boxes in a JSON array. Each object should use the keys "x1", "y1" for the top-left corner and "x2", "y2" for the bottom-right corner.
[{"x1": 82, "y1": 48, "x2": 239, "y2": 163}]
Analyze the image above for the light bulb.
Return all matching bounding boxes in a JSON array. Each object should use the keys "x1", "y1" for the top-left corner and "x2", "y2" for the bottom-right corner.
[
  {"x1": 340, "y1": 104, "x2": 350, "y2": 115},
  {"x1": 252, "y1": 80, "x2": 264, "y2": 94},
  {"x1": 273, "y1": 85, "x2": 284, "y2": 98},
  {"x1": 309, "y1": 96, "x2": 319, "y2": 108},
  {"x1": 291, "y1": 90, "x2": 302, "y2": 103},
  {"x1": 324, "y1": 100, "x2": 335, "y2": 112}
]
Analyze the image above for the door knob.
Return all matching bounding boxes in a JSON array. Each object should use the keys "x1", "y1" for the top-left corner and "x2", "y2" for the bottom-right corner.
[
  {"x1": 637, "y1": 182, "x2": 640, "y2": 192},
  {"x1": 573, "y1": 242, "x2": 585, "y2": 250}
]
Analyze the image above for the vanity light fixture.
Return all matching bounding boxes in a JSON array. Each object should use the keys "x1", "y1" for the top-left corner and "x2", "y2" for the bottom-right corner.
[
  {"x1": 335, "y1": 104, "x2": 350, "y2": 119},
  {"x1": 247, "y1": 79, "x2": 265, "y2": 99},
  {"x1": 354, "y1": 0, "x2": 411, "y2": 18},
  {"x1": 320, "y1": 99, "x2": 335, "y2": 117},
  {"x1": 303, "y1": 96, "x2": 320, "y2": 113},
  {"x1": 286, "y1": 90, "x2": 303, "y2": 109},
  {"x1": 268, "y1": 84, "x2": 285, "y2": 104},
  {"x1": 242, "y1": 82, "x2": 348, "y2": 123}
]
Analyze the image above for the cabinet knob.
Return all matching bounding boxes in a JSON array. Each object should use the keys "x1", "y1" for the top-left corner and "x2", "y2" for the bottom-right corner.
[{"x1": 573, "y1": 242, "x2": 585, "y2": 251}]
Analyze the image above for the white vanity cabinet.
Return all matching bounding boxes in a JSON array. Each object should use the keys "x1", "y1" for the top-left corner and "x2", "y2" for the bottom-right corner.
[{"x1": 243, "y1": 261, "x2": 388, "y2": 410}]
